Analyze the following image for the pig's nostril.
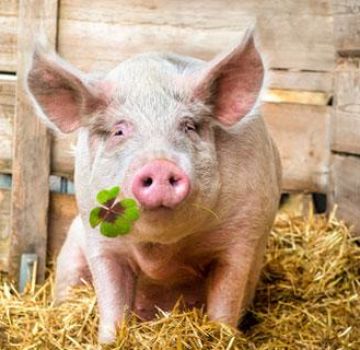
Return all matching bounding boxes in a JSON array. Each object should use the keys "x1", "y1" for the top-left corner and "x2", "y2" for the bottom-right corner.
[
  {"x1": 169, "y1": 176, "x2": 178, "y2": 187},
  {"x1": 143, "y1": 177, "x2": 153, "y2": 187}
]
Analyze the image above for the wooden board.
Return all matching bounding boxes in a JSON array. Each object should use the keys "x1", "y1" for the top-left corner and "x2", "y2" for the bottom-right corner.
[
  {"x1": 262, "y1": 103, "x2": 331, "y2": 193},
  {"x1": 331, "y1": 58, "x2": 360, "y2": 155},
  {"x1": 9, "y1": 0, "x2": 58, "y2": 284},
  {"x1": 0, "y1": 0, "x2": 18, "y2": 72},
  {"x1": 332, "y1": 0, "x2": 360, "y2": 55},
  {"x1": 58, "y1": 0, "x2": 335, "y2": 72},
  {"x1": 0, "y1": 76, "x2": 15, "y2": 174},
  {"x1": 0, "y1": 0, "x2": 336, "y2": 73},
  {"x1": 51, "y1": 132, "x2": 77, "y2": 179},
  {"x1": 0, "y1": 189, "x2": 11, "y2": 272},
  {"x1": 0, "y1": 190, "x2": 78, "y2": 271},
  {"x1": 48, "y1": 192, "x2": 78, "y2": 258},
  {"x1": 268, "y1": 70, "x2": 333, "y2": 93},
  {"x1": 264, "y1": 89, "x2": 331, "y2": 106},
  {"x1": 329, "y1": 154, "x2": 360, "y2": 236}
]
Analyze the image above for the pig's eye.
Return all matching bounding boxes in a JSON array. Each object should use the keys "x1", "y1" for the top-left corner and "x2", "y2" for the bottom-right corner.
[
  {"x1": 111, "y1": 121, "x2": 132, "y2": 139},
  {"x1": 114, "y1": 129, "x2": 123, "y2": 136},
  {"x1": 182, "y1": 120, "x2": 199, "y2": 134}
]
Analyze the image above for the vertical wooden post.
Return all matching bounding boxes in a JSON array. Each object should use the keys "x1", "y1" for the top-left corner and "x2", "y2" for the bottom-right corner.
[
  {"x1": 329, "y1": 0, "x2": 360, "y2": 236},
  {"x1": 9, "y1": 0, "x2": 58, "y2": 284}
]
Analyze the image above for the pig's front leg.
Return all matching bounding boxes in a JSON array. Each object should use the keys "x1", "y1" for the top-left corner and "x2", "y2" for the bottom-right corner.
[
  {"x1": 206, "y1": 239, "x2": 265, "y2": 327},
  {"x1": 89, "y1": 254, "x2": 136, "y2": 344}
]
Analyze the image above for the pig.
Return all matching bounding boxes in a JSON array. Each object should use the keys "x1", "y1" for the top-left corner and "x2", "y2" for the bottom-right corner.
[{"x1": 26, "y1": 29, "x2": 281, "y2": 343}]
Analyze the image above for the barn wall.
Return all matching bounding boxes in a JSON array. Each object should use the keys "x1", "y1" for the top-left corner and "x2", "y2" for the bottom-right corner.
[
  {"x1": 0, "y1": 0, "x2": 340, "y2": 273},
  {"x1": 328, "y1": 1, "x2": 360, "y2": 235}
]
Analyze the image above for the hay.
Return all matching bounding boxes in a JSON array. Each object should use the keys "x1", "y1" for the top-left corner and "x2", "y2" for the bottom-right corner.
[{"x1": 0, "y1": 212, "x2": 359, "y2": 349}]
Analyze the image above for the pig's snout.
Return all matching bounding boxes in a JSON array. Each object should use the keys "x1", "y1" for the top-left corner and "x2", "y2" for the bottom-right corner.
[{"x1": 132, "y1": 160, "x2": 190, "y2": 209}]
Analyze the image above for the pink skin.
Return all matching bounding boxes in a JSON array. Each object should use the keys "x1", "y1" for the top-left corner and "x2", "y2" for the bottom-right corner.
[
  {"x1": 28, "y1": 30, "x2": 282, "y2": 344},
  {"x1": 131, "y1": 160, "x2": 190, "y2": 209}
]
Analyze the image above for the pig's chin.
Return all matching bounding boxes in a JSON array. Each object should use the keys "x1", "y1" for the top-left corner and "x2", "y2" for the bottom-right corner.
[
  {"x1": 133, "y1": 205, "x2": 196, "y2": 244},
  {"x1": 140, "y1": 205, "x2": 182, "y2": 226}
]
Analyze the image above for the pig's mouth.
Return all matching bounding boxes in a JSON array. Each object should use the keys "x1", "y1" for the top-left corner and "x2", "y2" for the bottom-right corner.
[
  {"x1": 141, "y1": 204, "x2": 180, "y2": 214},
  {"x1": 139, "y1": 200, "x2": 190, "y2": 219}
]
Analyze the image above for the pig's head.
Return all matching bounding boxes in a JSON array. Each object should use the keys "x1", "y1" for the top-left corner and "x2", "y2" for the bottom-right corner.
[{"x1": 26, "y1": 30, "x2": 264, "y2": 243}]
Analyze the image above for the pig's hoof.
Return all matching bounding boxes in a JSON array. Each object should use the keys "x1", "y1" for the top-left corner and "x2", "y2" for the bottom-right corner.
[{"x1": 98, "y1": 323, "x2": 116, "y2": 344}]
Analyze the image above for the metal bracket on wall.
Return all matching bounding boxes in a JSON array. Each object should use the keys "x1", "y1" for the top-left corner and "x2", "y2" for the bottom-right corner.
[{"x1": 19, "y1": 253, "x2": 38, "y2": 293}]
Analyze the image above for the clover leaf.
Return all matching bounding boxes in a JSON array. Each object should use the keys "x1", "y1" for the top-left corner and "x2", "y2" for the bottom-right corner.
[{"x1": 89, "y1": 186, "x2": 140, "y2": 237}]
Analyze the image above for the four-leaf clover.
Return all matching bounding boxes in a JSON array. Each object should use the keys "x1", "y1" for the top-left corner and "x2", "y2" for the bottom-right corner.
[{"x1": 89, "y1": 186, "x2": 140, "y2": 237}]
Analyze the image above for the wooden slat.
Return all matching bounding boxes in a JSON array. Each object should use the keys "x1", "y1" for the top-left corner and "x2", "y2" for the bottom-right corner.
[
  {"x1": 0, "y1": 189, "x2": 11, "y2": 272},
  {"x1": 332, "y1": 0, "x2": 360, "y2": 55},
  {"x1": 0, "y1": 76, "x2": 15, "y2": 174},
  {"x1": 58, "y1": 0, "x2": 335, "y2": 72},
  {"x1": 264, "y1": 89, "x2": 331, "y2": 106},
  {"x1": 262, "y1": 103, "x2": 331, "y2": 193},
  {"x1": 9, "y1": 0, "x2": 58, "y2": 284},
  {"x1": 0, "y1": 0, "x2": 338, "y2": 75},
  {"x1": 331, "y1": 58, "x2": 360, "y2": 155},
  {"x1": 268, "y1": 70, "x2": 333, "y2": 93},
  {"x1": 0, "y1": 190, "x2": 78, "y2": 271},
  {"x1": 51, "y1": 132, "x2": 77, "y2": 179},
  {"x1": 0, "y1": 0, "x2": 18, "y2": 72},
  {"x1": 329, "y1": 154, "x2": 360, "y2": 236},
  {"x1": 48, "y1": 192, "x2": 77, "y2": 258}
]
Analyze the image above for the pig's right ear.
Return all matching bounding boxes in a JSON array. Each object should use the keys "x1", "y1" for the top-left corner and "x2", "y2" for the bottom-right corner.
[
  {"x1": 192, "y1": 30, "x2": 264, "y2": 127},
  {"x1": 26, "y1": 47, "x2": 107, "y2": 133}
]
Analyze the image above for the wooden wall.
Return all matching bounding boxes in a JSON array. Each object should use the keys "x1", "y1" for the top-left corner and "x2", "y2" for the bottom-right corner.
[
  {"x1": 1, "y1": 0, "x2": 358, "y2": 275},
  {"x1": 328, "y1": 0, "x2": 360, "y2": 234}
]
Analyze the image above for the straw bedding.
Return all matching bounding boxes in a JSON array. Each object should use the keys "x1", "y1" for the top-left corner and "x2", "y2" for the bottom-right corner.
[{"x1": 0, "y1": 211, "x2": 359, "y2": 349}]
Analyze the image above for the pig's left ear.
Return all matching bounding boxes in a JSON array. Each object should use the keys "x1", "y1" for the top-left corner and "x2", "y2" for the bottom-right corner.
[
  {"x1": 26, "y1": 46, "x2": 108, "y2": 133},
  {"x1": 194, "y1": 30, "x2": 264, "y2": 127}
]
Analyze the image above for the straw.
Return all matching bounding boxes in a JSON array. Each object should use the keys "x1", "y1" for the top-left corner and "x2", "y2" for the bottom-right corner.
[{"x1": 0, "y1": 212, "x2": 359, "y2": 349}]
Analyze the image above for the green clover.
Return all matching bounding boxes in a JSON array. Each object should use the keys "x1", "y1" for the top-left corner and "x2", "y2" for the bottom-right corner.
[{"x1": 89, "y1": 186, "x2": 140, "y2": 237}]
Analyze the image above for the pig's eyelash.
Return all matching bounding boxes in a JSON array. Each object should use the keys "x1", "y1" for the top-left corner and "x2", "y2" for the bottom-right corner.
[
  {"x1": 181, "y1": 119, "x2": 199, "y2": 133},
  {"x1": 88, "y1": 118, "x2": 111, "y2": 137}
]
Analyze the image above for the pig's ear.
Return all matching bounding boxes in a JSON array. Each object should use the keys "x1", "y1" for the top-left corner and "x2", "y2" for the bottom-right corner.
[
  {"x1": 194, "y1": 30, "x2": 264, "y2": 127},
  {"x1": 26, "y1": 47, "x2": 107, "y2": 133}
]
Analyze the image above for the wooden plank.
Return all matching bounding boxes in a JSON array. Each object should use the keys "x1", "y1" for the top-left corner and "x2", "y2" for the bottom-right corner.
[
  {"x1": 0, "y1": 0, "x2": 18, "y2": 72},
  {"x1": 268, "y1": 70, "x2": 333, "y2": 93},
  {"x1": 264, "y1": 89, "x2": 331, "y2": 106},
  {"x1": 48, "y1": 192, "x2": 77, "y2": 258},
  {"x1": 0, "y1": 190, "x2": 78, "y2": 271},
  {"x1": 0, "y1": 76, "x2": 15, "y2": 174},
  {"x1": 0, "y1": 189, "x2": 11, "y2": 272},
  {"x1": 329, "y1": 154, "x2": 360, "y2": 236},
  {"x1": 9, "y1": 0, "x2": 58, "y2": 284},
  {"x1": 262, "y1": 103, "x2": 331, "y2": 193},
  {"x1": 58, "y1": 0, "x2": 335, "y2": 72},
  {"x1": 0, "y1": 0, "x2": 337, "y2": 74},
  {"x1": 51, "y1": 133, "x2": 77, "y2": 179},
  {"x1": 331, "y1": 58, "x2": 360, "y2": 155},
  {"x1": 332, "y1": 0, "x2": 360, "y2": 55}
]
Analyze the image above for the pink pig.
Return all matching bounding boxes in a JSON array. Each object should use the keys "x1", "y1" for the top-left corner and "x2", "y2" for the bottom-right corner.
[{"x1": 27, "y1": 30, "x2": 281, "y2": 343}]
